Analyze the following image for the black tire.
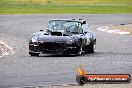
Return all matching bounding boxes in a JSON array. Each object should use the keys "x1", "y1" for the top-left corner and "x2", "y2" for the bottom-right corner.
[
  {"x1": 85, "y1": 43, "x2": 95, "y2": 53},
  {"x1": 76, "y1": 41, "x2": 82, "y2": 56},
  {"x1": 76, "y1": 75, "x2": 86, "y2": 86},
  {"x1": 29, "y1": 52, "x2": 39, "y2": 56},
  {"x1": 89, "y1": 44, "x2": 95, "y2": 53}
]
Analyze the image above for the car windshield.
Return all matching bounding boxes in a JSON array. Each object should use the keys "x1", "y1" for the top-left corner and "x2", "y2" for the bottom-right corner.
[{"x1": 48, "y1": 20, "x2": 83, "y2": 33}]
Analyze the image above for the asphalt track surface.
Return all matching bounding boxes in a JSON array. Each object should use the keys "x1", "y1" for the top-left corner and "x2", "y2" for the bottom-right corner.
[{"x1": 0, "y1": 14, "x2": 132, "y2": 88}]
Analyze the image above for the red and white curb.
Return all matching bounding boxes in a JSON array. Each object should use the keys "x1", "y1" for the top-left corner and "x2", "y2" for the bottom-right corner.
[
  {"x1": 96, "y1": 26, "x2": 130, "y2": 35},
  {"x1": 0, "y1": 41, "x2": 14, "y2": 57}
]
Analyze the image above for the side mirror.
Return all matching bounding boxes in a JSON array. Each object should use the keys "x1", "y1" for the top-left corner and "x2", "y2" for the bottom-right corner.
[
  {"x1": 40, "y1": 30, "x2": 43, "y2": 31},
  {"x1": 82, "y1": 21, "x2": 86, "y2": 24},
  {"x1": 84, "y1": 32, "x2": 87, "y2": 34}
]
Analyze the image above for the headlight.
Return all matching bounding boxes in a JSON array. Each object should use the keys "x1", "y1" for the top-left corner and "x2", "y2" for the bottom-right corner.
[
  {"x1": 69, "y1": 38, "x2": 74, "y2": 42},
  {"x1": 31, "y1": 36, "x2": 38, "y2": 42},
  {"x1": 32, "y1": 38, "x2": 37, "y2": 42},
  {"x1": 67, "y1": 37, "x2": 74, "y2": 44}
]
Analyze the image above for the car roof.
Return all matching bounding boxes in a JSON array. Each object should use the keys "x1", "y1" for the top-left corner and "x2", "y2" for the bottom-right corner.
[{"x1": 50, "y1": 19, "x2": 86, "y2": 23}]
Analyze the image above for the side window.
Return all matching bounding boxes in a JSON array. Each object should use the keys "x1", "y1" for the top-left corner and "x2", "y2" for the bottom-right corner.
[
  {"x1": 82, "y1": 23, "x2": 90, "y2": 33},
  {"x1": 48, "y1": 21, "x2": 51, "y2": 31},
  {"x1": 78, "y1": 23, "x2": 83, "y2": 33}
]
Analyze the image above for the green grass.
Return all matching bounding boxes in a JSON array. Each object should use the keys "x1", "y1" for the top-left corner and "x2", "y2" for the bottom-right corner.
[{"x1": 0, "y1": 0, "x2": 132, "y2": 14}]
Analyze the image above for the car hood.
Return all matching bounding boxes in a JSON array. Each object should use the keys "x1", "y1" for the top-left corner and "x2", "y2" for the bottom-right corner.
[{"x1": 37, "y1": 32, "x2": 79, "y2": 43}]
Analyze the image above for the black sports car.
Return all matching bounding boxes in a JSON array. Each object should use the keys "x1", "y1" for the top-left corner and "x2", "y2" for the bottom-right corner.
[{"x1": 29, "y1": 19, "x2": 96, "y2": 56}]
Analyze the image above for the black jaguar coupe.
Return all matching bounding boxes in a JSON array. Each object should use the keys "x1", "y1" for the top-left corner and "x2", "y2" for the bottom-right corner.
[{"x1": 29, "y1": 19, "x2": 96, "y2": 56}]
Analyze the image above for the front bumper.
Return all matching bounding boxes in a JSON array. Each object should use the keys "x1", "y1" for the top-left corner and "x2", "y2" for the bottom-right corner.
[{"x1": 29, "y1": 42, "x2": 80, "y2": 54}]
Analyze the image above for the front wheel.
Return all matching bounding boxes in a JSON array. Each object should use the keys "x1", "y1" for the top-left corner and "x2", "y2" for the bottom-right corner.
[
  {"x1": 77, "y1": 45, "x2": 82, "y2": 56},
  {"x1": 75, "y1": 41, "x2": 82, "y2": 56},
  {"x1": 29, "y1": 52, "x2": 39, "y2": 56}
]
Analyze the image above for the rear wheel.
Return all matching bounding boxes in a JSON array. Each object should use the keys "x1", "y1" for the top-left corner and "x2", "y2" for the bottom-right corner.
[
  {"x1": 89, "y1": 44, "x2": 95, "y2": 53},
  {"x1": 29, "y1": 52, "x2": 39, "y2": 56},
  {"x1": 85, "y1": 42, "x2": 96, "y2": 53}
]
